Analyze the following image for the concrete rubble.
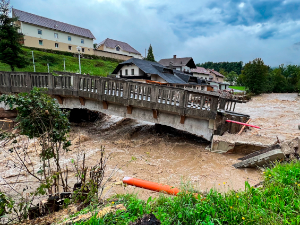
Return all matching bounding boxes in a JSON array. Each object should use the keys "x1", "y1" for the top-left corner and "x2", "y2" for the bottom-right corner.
[
  {"x1": 211, "y1": 133, "x2": 278, "y2": 154},
  {"x1": 233, "y1": 145, "x2": 284, "y2": 168}
]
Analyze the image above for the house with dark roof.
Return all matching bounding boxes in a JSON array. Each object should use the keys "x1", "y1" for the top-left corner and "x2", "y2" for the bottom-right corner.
[
  {"x1": 158, "y1": 55, "x2": 196, "y2": 74},
  {"x1": 12, "y1": 8, "x2": 96, "y2": 55},
  {"x1": 111, "y1": 58, "x2": 211, "y2": 91},
  {"x1": 96, "y1": 38, "x2": 143, "y2": 59}
]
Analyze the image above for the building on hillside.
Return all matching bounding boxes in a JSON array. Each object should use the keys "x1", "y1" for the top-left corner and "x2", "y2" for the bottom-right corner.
[
  {"x1": 158, "y1": 55, "x2": 196, "y2": 74},
  {"x1": 96, "y1": 38, "x2": 143, "y2": 59},
  {"x1": 191, "y1": 67, "x2": 211, "y2": 80},
  {"x1": 111, "y1": 58, "x2": 211, "y2": 90},
  {"x1": 12, "y1": 8, "x2": 95, "y2": 55}
]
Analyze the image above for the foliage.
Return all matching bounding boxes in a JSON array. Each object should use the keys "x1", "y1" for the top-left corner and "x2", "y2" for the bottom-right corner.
[
  {"x1": 0, "y1": 47, "x2": 119, "y2": 75},
  {"x1": 145, "y1": 44, "x2": 155, "y2": 62},
  {"x1": 0, "y1": 0, "x2": 28, "y2": 71},
  {"x1": 196, "y1": 61, "x2": 243, "y2": 74},
  {"x1": 228, "y1": 86, "x2": 245, "y2": 91},
  {"x1": 0, "y1": 192, "x2": 13, "y2": 217},
  {"x1": 242, "y1": 58, "x2": 269, "y2": 94},
  {"x1": 225, "y1": 71, "x2": 238, "y2": 85},
  {"x1": 0, "y1": 88, "x2": 71, "y2": 194},
  {"x1": 77, "y1": 161, "x2": 300, "y2": 225}
]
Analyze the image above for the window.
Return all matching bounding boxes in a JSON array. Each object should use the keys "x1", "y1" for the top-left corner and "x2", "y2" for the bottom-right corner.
[
  {"x1": 81, "y1": 39, "x2": 84, "y2": 44},
  {"x1": 125, "y1": 69, "x2": 128, "y2": 75},
  {"x1": 82, "y1": 48, "x2": 85, "y2": 52},
  {"x1": 38, "y1": 29, "x2": 42, "y2": 35},
  {"x1": 55, "y1": 43, "x2": 59, "y2": 48},
  {"x1": 68, "y1": 46, "x2": 72, "y2": 50},
  {"x1": 120, "y1": 70, "x2": 122, "y2": 75},
  {"x1": 68, "y1": 36, "x2": 71, "y2": 41},
  {"x1": 116, "y1": 46, "x2": 120, "y2": 51},
  {"x1": 131, "y1": 69, "x2": 134, "y2": 75},
  {"x1": 54, "y1": 33, "x2": 58, "y2": 39},
  {"x1": 201, "y1": 86, "x2": 204, "y2": 91},
  {"x1": 39, "y1": 40, "x2": 43, "y2": 45}
]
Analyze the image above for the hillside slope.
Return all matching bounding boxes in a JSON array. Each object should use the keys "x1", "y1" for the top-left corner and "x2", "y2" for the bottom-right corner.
[{"x1": 0, "y1": 47, "x2": 120, "y2": 76}]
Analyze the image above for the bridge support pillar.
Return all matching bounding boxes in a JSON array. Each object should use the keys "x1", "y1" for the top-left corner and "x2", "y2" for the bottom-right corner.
[
  {"x1": 180, "y1": 115, "x2": 185, "y2": 124},
  {"x1": 127, "y1": 105, "x2": 133, "y2": 114},
  {"x1": 152, "y1": 109, "x2": 158, "y2": 119},
  {"x1": 79, "y1": 97, "x2": 85, "y2": 106},
  {"x1": 103, "y1": 101, "x2": 108, "y2": 109}
]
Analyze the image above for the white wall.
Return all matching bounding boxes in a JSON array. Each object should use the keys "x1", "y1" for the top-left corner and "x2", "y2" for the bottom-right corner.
[
  {"x1": 103, "y1": 46, "x2": 143, "y2": 59},
  {"x1": 21, "y1": 23, "x2": 94, "y2": 48},
  {"x1": 193, "y1": 73, "x2": 210, "y2": 80},
  {"x1": 119, "y1": 64, "x2": 144, "y2": 76}
]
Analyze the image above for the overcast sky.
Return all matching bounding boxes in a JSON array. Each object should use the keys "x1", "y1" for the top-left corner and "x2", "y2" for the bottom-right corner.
[{"x1": 10, "y1": 0, "x2": 300, "y2": 67}]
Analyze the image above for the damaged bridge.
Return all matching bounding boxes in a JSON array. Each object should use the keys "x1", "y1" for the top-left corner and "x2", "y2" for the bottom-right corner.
[{"x1": 0, "y1": 71, "x2": 249, "y2": 141}]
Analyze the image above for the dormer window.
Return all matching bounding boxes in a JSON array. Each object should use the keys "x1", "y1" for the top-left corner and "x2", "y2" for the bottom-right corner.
[{"x1": 116, "y1": 46, "x2": 120, "y2": 51}]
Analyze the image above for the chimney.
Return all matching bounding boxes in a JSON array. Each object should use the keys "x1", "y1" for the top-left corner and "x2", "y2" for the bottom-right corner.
[
  {"x1": 173, "y1": 55, "x2": 176, "y2": 59},
  {"x1": 169, "y1": 62, "x2": 174, "y2": 70}
]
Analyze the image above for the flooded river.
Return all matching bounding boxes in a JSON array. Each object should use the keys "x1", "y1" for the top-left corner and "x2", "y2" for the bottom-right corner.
[{"x1": 3, "y1": 93, "x2": 297, "y2": 200}]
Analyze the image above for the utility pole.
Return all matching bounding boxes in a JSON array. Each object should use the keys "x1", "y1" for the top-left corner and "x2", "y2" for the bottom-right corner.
[
  {"x1": 31, "y1": 51, "x2": 36, "y2": 72},
  {"x1": 76, "y1": 46, "x2": 81, "y2": 74}
]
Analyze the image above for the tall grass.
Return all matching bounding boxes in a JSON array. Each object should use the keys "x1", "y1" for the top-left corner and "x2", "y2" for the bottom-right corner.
[
  {"x1": 0, "y1": 47, "x2": 119, "y2": 76},
  {"x1": 77, "y1": 161, "x2": 300, "y2": 224}
]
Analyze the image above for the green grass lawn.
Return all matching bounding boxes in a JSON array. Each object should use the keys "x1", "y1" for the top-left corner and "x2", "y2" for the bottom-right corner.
[
  {"x1": 0, "y1": 47, "x2": 120, "y2": 76},
  {"x1": 74, "y1": 161, "x2": 300, "y2": 224},
  {"x1": 229, "y1": 86, "x2": 246, "y2": 91}
]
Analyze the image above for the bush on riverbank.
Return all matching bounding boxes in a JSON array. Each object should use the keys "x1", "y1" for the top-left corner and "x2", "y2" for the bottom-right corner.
[{"x1": 75, "y1": 161, "x2": 300, "y2": 224}]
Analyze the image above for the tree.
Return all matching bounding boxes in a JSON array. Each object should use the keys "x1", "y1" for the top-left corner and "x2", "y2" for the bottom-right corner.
[
  {"x1": 0, "y1": 0, "x2": 27, "y2": 71},
  {"x1": 225, "y1": 71, "x2": 238, "y2": 85},
  {"x1": 242, "y1": 58, "x2": 269, "y2": 94},
  {"x1": 145, "y1": 44, "x2": 155, "y2": 62}
]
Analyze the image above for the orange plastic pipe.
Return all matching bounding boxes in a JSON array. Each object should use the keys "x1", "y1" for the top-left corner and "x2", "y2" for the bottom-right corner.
[{"x1": 123, "y1": 177, "x2": 181, "y2": 195}]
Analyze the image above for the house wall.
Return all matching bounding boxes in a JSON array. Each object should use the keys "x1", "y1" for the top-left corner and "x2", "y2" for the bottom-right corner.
[
  {"x1": 193, "y1": 72, "x2": 210, "y2": 80},
  {"x1": 97, "y1": 45, "x2": 143, "y2": 59},
  {"x1": 119, "y1": 64, "x2": 144, "y2": 76},
  {"x1": 151, "y1": 74, "x2": 167, "y2": 83},
  {"x1": 20, "y1": 22, "x2": 94, "y2": 55},
  {"x1": 94, "y1": 50, "x2": 132, "y2": 61}
]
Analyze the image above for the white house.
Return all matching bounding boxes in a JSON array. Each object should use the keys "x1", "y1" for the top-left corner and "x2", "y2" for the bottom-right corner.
[
  {"x1": 12, "y1": 8, "x2": 95, "y2": 55},
  {"x1": 191, "y1": 67, "x2": 211, "y2": 80},
  {"x1": 96, "y1": 38, "x2": 143, "y2": 59}
]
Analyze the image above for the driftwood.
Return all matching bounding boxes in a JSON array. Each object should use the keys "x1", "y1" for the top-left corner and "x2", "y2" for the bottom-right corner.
[{"x1": 238, "y1": 119, "x2": 251, "y2": 135}]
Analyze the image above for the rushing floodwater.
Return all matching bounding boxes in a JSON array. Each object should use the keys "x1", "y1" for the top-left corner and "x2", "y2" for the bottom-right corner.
[{"x1": 3, "y1": 93, "x2": 296, "y2": 200}]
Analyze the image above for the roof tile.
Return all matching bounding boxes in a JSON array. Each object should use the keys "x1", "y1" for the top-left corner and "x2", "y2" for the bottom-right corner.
[{"x1": 98, "y1": 38, "x2": 141, "y2": 55}]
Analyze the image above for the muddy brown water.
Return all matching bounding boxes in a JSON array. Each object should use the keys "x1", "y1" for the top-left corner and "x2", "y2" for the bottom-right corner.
[{"x1": 5, "y1": 93, "x2": 297, "y2": 200}]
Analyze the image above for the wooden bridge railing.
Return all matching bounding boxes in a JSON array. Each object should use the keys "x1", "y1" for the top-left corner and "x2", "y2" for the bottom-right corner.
[{"x1": 0, "y1": 71, "x2": 238, "y2": 119}]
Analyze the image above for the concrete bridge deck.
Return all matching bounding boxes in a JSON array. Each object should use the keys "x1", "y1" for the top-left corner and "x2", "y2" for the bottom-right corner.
[{"x1": 0, "y1": 71, "x2": 249, "y2": 141}]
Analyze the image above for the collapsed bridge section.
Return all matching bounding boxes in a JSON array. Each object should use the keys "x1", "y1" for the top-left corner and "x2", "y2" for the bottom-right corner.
[{"x1": 0, "y1": 71, "x2": 249, "y2": 141}]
